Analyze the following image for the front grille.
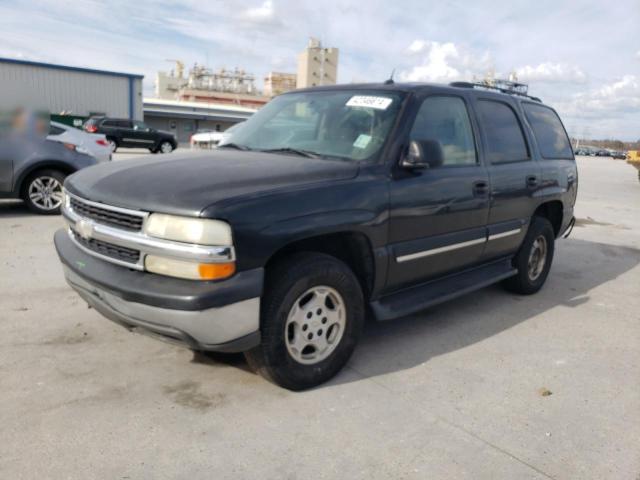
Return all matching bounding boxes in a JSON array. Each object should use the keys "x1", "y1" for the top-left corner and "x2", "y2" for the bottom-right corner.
[
  {"x1": 70, "y1": 197, "x2": 144, "y2": 231},
  {"x1": 72, "y1": 230, "x2": 140, "y2": 264}
]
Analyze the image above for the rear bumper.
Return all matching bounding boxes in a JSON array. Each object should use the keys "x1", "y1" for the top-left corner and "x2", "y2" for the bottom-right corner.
[{"x1": 55, "y1": 228, "x2": 262, "y2": 352}]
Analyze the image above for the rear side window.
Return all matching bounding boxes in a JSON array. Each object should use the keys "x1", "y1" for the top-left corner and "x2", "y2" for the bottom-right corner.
[
  {"x1": 117, "y1": 120, "x2": 132, "y2": 128},
  {"x1": 477, "y1": 100, "x2": 529, "y2": 164},
  {"x1": 523, "y1": 103, "x2": 573, "y2": 159},
  {"x1": 102, "y1": 120, "x2": 117, "y2": 127}
]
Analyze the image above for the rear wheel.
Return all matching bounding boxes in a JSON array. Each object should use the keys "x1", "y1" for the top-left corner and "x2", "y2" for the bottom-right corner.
[
  {"x1": 245, "y1": 253, "x2": 364, "y2": 390},
  {"x1": 106, "y1": 138, "x2": 118, "y2": 153},
  {"x1": 22, "y1": 169, "x2": 66, "y2": 214},
  {"x1": 503, "y1": 216, "x2": 555, "y2": 294}
]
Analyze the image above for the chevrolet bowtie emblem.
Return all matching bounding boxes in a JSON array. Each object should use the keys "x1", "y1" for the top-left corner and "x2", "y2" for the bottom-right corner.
[{"x1": 76, "y1": 219, "x2": 94, "y2": 240}]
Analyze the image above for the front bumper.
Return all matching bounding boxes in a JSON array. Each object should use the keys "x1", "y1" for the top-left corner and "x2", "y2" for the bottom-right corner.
[{"x1": 55, "y1": 229, "x2": 263, "y2": 352}]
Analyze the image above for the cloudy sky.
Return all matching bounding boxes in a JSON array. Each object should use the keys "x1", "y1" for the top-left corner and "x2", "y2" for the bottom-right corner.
[{"x1": 1, "y1": 0, "x2": 639, "y2": 140}]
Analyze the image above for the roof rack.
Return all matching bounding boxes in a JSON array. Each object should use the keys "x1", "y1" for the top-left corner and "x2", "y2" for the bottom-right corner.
[{"x1": 450, "y1": 80, "x2": 542, "y2": 102}]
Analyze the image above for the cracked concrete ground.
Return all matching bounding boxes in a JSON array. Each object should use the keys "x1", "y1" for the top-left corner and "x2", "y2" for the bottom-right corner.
[{"x1": 1, "y1": 155, "x2": 639, "y2": 479}]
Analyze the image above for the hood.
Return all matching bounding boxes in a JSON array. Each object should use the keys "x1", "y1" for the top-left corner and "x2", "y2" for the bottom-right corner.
[{"x1": 65, "y1": 149, "x2": 359, "y2": 216}]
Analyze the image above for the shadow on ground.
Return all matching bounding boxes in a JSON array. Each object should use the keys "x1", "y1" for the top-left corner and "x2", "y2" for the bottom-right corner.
[
  {"x1": 199, "y1": 238, "x2": 640, "y2": 388},
  {"x1": 0, "y1": 199, "x2": 39, "y2": 218}
]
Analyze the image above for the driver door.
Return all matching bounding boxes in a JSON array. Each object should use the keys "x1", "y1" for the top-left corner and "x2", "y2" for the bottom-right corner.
[
  {"x1": 128, "y1": 120, "x2": 156, "y2": 149},
  {"x1": 386, "y1": 94, "x2": 490, "y2": 292}
]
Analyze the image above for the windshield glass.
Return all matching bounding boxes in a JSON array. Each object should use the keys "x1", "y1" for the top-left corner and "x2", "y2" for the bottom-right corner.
[{"x1": 222, "y1": 90, "x2": 405, "y2": 161}]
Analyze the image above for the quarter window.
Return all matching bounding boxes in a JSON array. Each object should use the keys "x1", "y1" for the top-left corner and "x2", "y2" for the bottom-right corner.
[
  {"x1": 477, "y1": 100, "x2": 529, "y2": 164},
  {"x1": 523, "y1": 103, "x2": 573, "y2": 159},
  {"x1": 410, "y1": 96, "x2": 477, "y2": 167}
]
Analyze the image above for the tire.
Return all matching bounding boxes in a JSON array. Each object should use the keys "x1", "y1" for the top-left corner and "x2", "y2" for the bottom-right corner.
[
  {"x1": 22, "y1": 169, "x2": 66, "y2": 215},
  {"x1": 159, "y1": 141, "x2": 173, "y2": 154},
  {"x1": 106, "y1": 138, "x2": 118, "y2": 153},
  {"x1": 245, "y1": 253, "x2": 365, "y2": 390},
  {"x1": 503, "y1": 216, "x2": 555, "y2": 295}
]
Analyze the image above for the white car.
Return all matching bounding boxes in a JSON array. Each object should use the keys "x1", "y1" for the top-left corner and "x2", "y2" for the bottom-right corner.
[
  {"x1": 48, "y1": 121, "x2": 112, "y2": 162},
  {"x1": 190, "y1": 129, "x2": 224, "y2": 149},
  {"x1": 190, "y1": 123, "x2": 245, "y2": 149}
]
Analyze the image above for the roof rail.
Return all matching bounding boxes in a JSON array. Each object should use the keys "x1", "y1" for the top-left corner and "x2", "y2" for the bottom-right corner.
[{"x1": 449, "y1": 80, "x2": 542, "y2": 102}]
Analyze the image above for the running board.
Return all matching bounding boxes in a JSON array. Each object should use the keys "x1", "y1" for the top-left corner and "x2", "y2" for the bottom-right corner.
[{"x1": 371, "y1": 258, "x2": 517, "y2": 321}]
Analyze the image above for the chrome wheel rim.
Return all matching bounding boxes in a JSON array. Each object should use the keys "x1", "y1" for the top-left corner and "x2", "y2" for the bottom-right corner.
[
  {"x1": 28, "y1": 176, "x2": 63, "y2": 210},
  {"x1": 161, "y1": 142, "x2": 172, "y2": 153},
  {"x1": 527, "y1": 235, "x2": 548, "y2": 281},
  {"x1": 285, "y1": 286, "x2": 346, "y2": 365}
]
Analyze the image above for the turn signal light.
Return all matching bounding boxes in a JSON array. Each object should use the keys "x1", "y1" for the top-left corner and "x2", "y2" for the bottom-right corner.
[
  {"x1": 145, "y1": 254, "x2": 235, "y2": 281},
  {"x1": 198, "y1": 262, "x2": 236, "y2": 280}
]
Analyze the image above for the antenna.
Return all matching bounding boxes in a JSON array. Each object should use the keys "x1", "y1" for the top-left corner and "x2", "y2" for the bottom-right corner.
[{"x1": 384, "y1": 68, "x2": 396, "y2": 85}]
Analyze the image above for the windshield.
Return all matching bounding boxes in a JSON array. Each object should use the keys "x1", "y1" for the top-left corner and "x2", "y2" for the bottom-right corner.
[{"x1": 222, "y1": 90, "x2": 405, "y2": 161}]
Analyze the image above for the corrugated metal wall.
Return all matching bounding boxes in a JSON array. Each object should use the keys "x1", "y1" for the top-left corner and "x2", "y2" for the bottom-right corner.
[{"x1": 0, "y1": 61, "x2": 143, "y2": 120}]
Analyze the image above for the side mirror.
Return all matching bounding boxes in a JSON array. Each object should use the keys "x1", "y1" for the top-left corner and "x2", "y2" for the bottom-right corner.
[{"x1": 401, "y1": 140, "x2": 444, "y2": 170}]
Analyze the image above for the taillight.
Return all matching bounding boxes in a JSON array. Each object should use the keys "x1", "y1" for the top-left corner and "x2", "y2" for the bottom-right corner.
[
  {"x1": 86, "y1": 125, "x2": 98, "y2": 133},
  {"x1": 96, "y1": 139, "x2": 108, "y2": 146}
]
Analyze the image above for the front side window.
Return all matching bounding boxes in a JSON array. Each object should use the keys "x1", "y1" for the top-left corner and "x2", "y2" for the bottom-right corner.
[
  {"x1": 409, "y1": 96, "x2": 477, "y2": 167},
  {"x1": 133, "y1": 120, "x2": 148, "y2": 131},
  {"x1": 523, "y1": 103, "x2": 573, "y2": 160},
  {"x1": 477, "y1": 100, "x2": 529, "y2": 164},
  {"x1": 224, "y1": 90, "x2": 405, "y2": 162}
]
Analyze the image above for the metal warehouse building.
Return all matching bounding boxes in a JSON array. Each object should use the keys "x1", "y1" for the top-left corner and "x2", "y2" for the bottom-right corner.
[{"x1": 0, "y1": 57, "x2": 143, "y2": 121}]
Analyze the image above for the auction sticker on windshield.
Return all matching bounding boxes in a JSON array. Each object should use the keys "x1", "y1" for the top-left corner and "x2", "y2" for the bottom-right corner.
[{"x1": 346, "y1": 96, "x2": 393, "y2": 110}]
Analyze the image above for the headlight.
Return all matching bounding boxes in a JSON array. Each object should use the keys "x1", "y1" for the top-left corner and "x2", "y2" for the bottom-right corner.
[
  {"x1": 145, "y1": 255, "x2": 235, "y2": 281},
  {"x1": 143, "y1": 214, "x2": 234, "y2": 281},
  {"x1": 144, "y1": 214, "x2": 232, "y2": 245}
]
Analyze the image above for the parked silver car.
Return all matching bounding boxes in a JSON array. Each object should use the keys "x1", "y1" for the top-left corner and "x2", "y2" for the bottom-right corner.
[
  {"x1": 1, "y1": 115, "x2": 98, "y2": 214},
  {"x1": 48, "y1": 121, "x2": 112, "y2": 163}
]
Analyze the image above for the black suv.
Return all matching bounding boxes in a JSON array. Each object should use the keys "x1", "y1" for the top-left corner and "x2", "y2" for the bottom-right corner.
[
  {"x1": 56, "y1": 82, "x2": 577, "y2": 390},
  {"x1": 84, "y1": 117, "x2": 177, "y2": 154}
]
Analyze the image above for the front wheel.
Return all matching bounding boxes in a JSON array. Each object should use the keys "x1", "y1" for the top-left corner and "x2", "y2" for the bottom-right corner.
[
  {"x1": 159, "y1": 141, "x2": 174, "y2": 154},
  {"x1": 503, "y1": 216, "x2": 555, "y2": 295},
  {"x1": 245, "y1": 253, "x2": 364, "y2": 390}
]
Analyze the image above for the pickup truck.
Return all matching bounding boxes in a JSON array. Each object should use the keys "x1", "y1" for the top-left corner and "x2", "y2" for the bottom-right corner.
[{"x1": 55, "y1": 82, "x2": 578, "y2": 390}]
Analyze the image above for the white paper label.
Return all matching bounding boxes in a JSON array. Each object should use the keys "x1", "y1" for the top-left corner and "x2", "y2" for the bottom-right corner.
[
  {"x1": 353, "y1": 134, "x2": 372, "y2": 149},
  {"x1": 346, "y1": 95, "x2": 393, "y2": 110}
]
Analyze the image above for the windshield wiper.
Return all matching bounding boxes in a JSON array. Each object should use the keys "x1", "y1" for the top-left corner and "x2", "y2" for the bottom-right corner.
[
  {"x1": 218, "y1": 142, "x2": 251, "y2": 151},
  {"x1": 258, "y1": 147, "x2": 321, "y2": 159}
]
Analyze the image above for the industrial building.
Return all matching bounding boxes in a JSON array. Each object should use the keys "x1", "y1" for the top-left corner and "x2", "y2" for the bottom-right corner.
[
  {"x1": 296, "y1": 38, "x2": 339, "y2": 88},
  {"x1": 143, "y1": 98, "x2": 256, "y2": 144},
  {"x1": 263, "y1": 72, "x2": 297, "y2": 97},
  {"x1": 0, "y1": 57, "x2": 143, "y2": 124},
  {"x1": 156, "y1": 63, "x2": 269, "y2": 109}
]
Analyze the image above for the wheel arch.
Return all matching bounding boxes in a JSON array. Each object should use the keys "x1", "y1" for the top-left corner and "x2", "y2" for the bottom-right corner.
[
  {"x1": 14, "y1": 161, "x2": 76, "y2": 196},
  {"x1": 264, "y1": 231, "x2": 376, "y2": 300},
  {"x1": 533, "y1": 200, "x2": 563, "y2": 237}
]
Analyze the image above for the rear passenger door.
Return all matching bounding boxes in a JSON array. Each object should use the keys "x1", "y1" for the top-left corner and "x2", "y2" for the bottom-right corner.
[
  {"x1": 387, "y1": 94, "x2": 490, "y2": 292},
  {"x1": 473, "y1": 98, "x2": 540, "y2": 261},
  {"x1": 116, "y1": 120, "x2": 136, "y2": 147}
]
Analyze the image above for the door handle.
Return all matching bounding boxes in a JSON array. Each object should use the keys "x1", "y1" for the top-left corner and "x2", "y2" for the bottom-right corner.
[
  {"x1": 526, "y1": 175, "x2": 538, "y2": 188},
  {"x1": 473, "y1": 180, "x2": 489, "y2": 196}
]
